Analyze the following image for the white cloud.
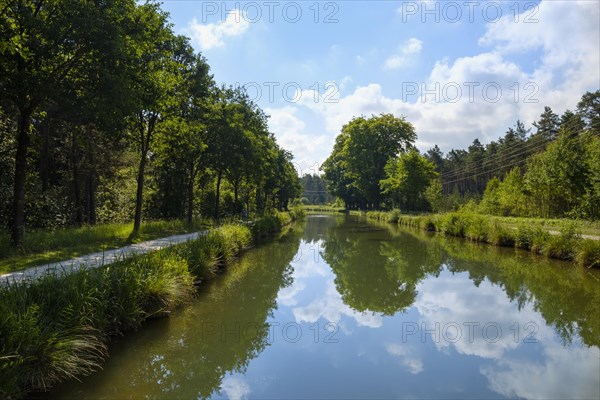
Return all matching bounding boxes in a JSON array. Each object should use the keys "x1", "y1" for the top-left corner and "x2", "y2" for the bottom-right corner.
[
  {"x1": 266, "y1": 106, "x2": 329, "y2": 175},
  {"x1": 384, "y1": 38, "x2": 423, "y2": 70},
  {"x1": 385, "y1": 343, "x2": 424, "y2": 374},
  {"x1": 220, "y1": 376, "x2": 251, "y2": 400},
  {"x1": 479, "y1": 0, "x2": 600, "y2": 115},
  {"x1": 186, "y1": 10, "x2": 250, "y2": 50},
  {"x1": 293, "y1": 278, "x2": 384, "y2": 329},
  {"x1": 413, "y1": 272, "x2": 554, "y2": 359},
  {"x1": 264, "y1": 1, "x2": 599, "y2": 168},
  {"x1": 481, "y1": 343, "x2": 600, "y2": 399},
  {"x1": 413, "y1": 269, "x2": 599, "y2": 399},
  {"x1": 277, "y1": 281, "x2": 305, "y2": 307}
]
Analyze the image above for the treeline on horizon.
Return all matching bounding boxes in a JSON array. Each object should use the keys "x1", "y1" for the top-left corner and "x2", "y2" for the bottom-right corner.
[
  {"x1": 0, "y1": 0, "x2": 301, "y2": 248},
  {"x1": 321, "y1": 91, "x2": 600, "y2": 220}
]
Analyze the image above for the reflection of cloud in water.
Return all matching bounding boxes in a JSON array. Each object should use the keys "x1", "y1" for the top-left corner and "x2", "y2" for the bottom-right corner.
[
  {"x1": 277, "y1": 281, "x2": 305, "y2": 307},
  {"x1": 481, "y1": 342, "x2": 600, "y2": 399},
  {"x1": 220, "y1": 376, "x2": 251, "y2": 400},
  {"x1": 292, "y1": 279, "x2": 383, "y2": 328},
  {"x1": 291, "y1": 245, "x2": 330, "y2": 279},
  {"x1": 415, "y1": 272, "x2": 553, "y2": 359},
  {"x1": 385, "y1": 343, "x2": 424, "y2": 375},
  {"x1": 415, "y1": 270, "x2": 600, "y2": 399}
]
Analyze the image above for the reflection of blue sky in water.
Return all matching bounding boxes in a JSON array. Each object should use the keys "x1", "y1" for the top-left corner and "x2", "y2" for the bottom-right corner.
[
  {"x1": 415, "y1": 270, "x2": 600, "y2": 399},
  {"x1": 214, "y1": 235, "x2": 599, "y2": 400}
]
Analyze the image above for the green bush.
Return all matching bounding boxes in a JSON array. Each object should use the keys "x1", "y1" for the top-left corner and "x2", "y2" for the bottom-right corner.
[
  {"x1": 541, "y1": 224, "x2": 580, "y2": 261},
  {"x1": 386, "y1": 209, "x2": 402, "y2": 223},
  {"x1": 463, "y1": 214, "x2": 489, "y2": 242},
  {"x1": 576, "y1": 239, "x2": 600, "y2": 268},
  {"x1": 514, "y1": 223, "x2": 535, "y2": 250},
  {"x1": 439, "y1": 213, "x2": 466, "y2": 237},
  {"x1": 487, "y1": 222, "x2": 515, "y2": 247}
]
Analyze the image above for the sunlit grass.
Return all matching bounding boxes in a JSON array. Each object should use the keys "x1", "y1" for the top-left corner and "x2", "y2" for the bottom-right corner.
[
  {"x1": 0, "y1": 219, "x2": 210, "y2": 274},
  {"x1": 365, "y1": 210, "x2": 600, "y2": 268},
  {"x1": 302, "y1": 205, "x2": 345, "y2": 214}
]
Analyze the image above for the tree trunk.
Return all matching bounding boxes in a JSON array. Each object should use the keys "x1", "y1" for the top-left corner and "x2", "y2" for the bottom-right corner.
[
  {"x1": 215, "y1": 170, "x2": 222, "y2": 223},
  {"x1": 71, "y1": 133, "x2": 83, "y2": 227},
  {"x1": 11, "y1": 107, "x2": 33, "y2": 248},
  {"x1": 87, "y1": 175, "x2": 96, "y2": 225},
  {"x1": 133, "y1": 150, "x2": 146, "y2": 234},
  {"x1": 233, "y1": 180, "x2": 239, "y2": 216},
  {"x1": 40, "y1": 118, "x2": 50, "y2": 193},
  {"x1": 187, "y1": 162, "x2": 195, "y2": 225},
  {"x1": 133, "y1": 114, "x2": 156, "y2": 235},
  {"x1": 86, "y1": 130, "x2": 96, "y2": 225}
]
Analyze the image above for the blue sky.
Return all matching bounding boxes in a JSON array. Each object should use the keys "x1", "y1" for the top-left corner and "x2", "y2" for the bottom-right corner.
[{"x1": 160, "y1": 0, "x2": 600, "y2": 174}]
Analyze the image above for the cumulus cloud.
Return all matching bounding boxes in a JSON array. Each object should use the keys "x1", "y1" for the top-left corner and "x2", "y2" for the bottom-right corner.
[
  {"x1": 263, "y1": 1, "x2": 598, "y2": 169},
  {"x1": 384, "y1": 38, "x2": 423, "y2": 69},
  {"x1": 479, "y1": 1, "x2": 599, "y2": 109},
  {"x1": 266, "y1": 106, "x2": 329, "y2": 175},
  {"x1": 186, "y1": 9, "x2": 249, "y2": 50}
]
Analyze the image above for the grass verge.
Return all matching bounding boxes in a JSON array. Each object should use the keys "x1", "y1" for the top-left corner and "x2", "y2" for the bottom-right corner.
[
  {"x1": 365, "y1": 211, "x2": 600, "y2": 268},
  {"x1": 0, "y1": 219, "x2": 212, "y2": 274},
  {"x1": 0, "y1": 211, "x2": 302, "y2": 399},
  {"x1": 302, "y1": 205, "x2": 346, "y2": 214}
]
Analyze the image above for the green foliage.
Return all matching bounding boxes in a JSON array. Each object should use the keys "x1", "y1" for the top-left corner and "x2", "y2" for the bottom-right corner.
[
  {"x1": 0, "y1": 0, "x2": 301, "y2": 248},
  {"x1": 424, "y1": 179, "x2": 444, "y2": 213},
  {"x1": 322, "y1": 114, "x2": 416, "y2": 209},
  {"x1": 250, "y1": 210, "x2": 301, "y2": 241},
  {"x1": 380, "y1": 149, "x2": 438, "y2": 211},
  {"x1": 300, "y1": 174, "x2": 333, "y2": 205}
]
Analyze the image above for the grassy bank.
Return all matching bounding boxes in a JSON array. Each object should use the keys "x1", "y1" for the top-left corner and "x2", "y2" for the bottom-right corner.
[
  {"x1": 0, "y1": 211, "x2": 302, "y2": 399},
  {"x1": 0, "y1": 219, "x2": 211, "y2": 274},
  {"x1": 302, "y1": 205, "x2": 346, "y2": 215},
  {"x1": 365, "y1": 211, "x2": 600, "y2": 268}
]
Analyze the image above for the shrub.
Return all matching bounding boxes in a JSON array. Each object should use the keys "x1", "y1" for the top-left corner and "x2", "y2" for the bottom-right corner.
[
  {"x1": 576, "y1": 239, "x2": 600, "y2": 268},
  {"x1": 530, "y1": 228, "x2": 551, "y2": 254},
  {"x1": 487, "y1": 222, "x2": 516, "y2": 247},
  {"x1": 463, "y1": 214, "x2": 489, "y2": 242},
  {"x1": 386, "y1": 209, "x2": 402, "y2": 223},
  {"x1": 541, "y1": 224, "x2": 580, "y2": 261},
  {"x1": 439, "y1": 213, "x2": 466, "y2": 237}
]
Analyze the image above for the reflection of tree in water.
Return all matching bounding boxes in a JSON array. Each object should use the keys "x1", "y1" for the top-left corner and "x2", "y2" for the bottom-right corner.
[
  {"x1": 301, "y1": 214, "x2": 343, "y2": 244},
  {"x1": 320, "y1": 217, "x2": 443, "y2": 315},
  {"x1": 67, "y1": 226, "x2": 304, "y2": 400},
  {"x1": 395, "y1": 227, "x2": 600, "y2": 348}
]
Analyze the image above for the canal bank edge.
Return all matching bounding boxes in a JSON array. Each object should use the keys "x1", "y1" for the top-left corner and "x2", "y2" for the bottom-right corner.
[
  {"x1": 0, "y1": 209, "x2": 305, "y2": 399},
  {"x1": 362, "y1": 211, "x2": 600, "y2": 268}
]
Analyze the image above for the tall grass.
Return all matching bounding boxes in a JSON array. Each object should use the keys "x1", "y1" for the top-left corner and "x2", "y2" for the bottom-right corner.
[
  {"x1": 250, "y1": 208, "x2": 304, "y2": 241},
  {"x1": 365, "y1": 210, "x2": 600, "y2": 268},
  {"x1": 0, "y1": 211, "x2": 300, "y2": 399}
]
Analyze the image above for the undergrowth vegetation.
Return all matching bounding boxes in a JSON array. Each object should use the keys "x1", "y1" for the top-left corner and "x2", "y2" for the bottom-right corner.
[
  {"x1": 0, "y1": 211, "x2": 302, "y2": 399},
  {"x1": 365, "y1": 210, "x2": 600, "y2": 268}
]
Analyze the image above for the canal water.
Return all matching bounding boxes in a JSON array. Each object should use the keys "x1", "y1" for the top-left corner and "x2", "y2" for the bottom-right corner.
[{"x1": 44, "y1": 214, "x2": 600, "y2": 399}]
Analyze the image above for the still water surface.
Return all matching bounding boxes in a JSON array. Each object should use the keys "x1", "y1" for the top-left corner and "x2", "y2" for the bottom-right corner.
[{"x1": 45, "y1": 215, "x2": 600, "y2": 399}]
